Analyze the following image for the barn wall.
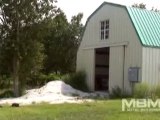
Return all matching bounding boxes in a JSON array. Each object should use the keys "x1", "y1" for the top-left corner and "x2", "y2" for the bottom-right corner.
[
  {"x1": 109, "y1": 46, "x2": 124, "y2": 91},
  {"x1": 77, "y1": 3, "x2": 142, "y2": 92},
  {"x1": 77, "y1": 49, "x2": 95, "y2": 91},
  {"x1": 142, "y1": 47, "x2": 160, "y2": 85}
]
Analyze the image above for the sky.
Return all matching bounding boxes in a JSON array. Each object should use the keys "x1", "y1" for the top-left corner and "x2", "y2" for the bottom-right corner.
[{"x1": 56, "y1": 0, "x2": 160, "y2": 24}]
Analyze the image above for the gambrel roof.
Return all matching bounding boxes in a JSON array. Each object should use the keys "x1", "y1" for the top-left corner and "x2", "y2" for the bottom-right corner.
[
  {"x1": 127, "y1": 7, "x2": 160, "y2": 47},
  {"x1": 85, "y1": 2, "x2": 160, "y2": 47}
]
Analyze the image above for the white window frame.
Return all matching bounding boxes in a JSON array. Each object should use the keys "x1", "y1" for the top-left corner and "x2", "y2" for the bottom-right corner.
[{"x1": 100, "y1": 20, "x2": 109, "y2": 40}]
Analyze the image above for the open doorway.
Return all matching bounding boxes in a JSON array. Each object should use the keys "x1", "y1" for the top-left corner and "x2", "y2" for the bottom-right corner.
[{"x1": 95, "y1": 47, "x2": 110, "y2": 91}]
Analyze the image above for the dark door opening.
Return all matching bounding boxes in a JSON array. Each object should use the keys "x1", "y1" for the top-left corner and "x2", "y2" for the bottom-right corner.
[{"x1": 95, "y1": 47, "x2": 110, "y2": 91}]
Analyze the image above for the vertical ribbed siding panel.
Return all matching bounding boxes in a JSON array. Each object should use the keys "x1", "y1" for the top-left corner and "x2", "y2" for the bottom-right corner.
[
  {"x1": 109, "y1": 46, "x2": 124, "y2": 91},
  {"x1": 77, "y1": 49, "x2": 95, "y2": 91},
  {"x1": 142, "y1": 47, "x2": 160, "y2": 85},
  {"x1": 85, "y1": 49, "x2": 95, "y2": 91}
]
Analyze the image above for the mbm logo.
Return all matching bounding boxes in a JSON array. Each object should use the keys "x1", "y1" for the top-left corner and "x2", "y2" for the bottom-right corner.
[{"x1": 122, "y1": 99, "x2": 160, "y2": 112}]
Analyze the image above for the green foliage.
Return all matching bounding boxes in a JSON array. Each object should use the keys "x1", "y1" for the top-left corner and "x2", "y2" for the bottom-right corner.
[
  {"x1": 133, "y1": 83, "x2": 150, "y2": 98},
  {"x1": 0, "y1": 75, "x2": 12, "y2": 89},
  {"x1": 63, "y1": 71, "x2": 88, "y2": 92},
  {"x1": 1, "y1": 101, "x2": 160, "y2": 120},
  {"x1": 28, "y1": 71, "x2": 87, "y2": 92},
  {"x1": 110, "y1": 86, "x2": 130, "y2": 99},
  {"x1": 0, "y1": 1, "x2": 83, "y2": 94},
  {"x1": 154, "y1": 85, "x2": 160, "y2": 98},
  {"x1": 44, "y1": 9, "x2": 84, "y2": 74},
  {"x1": 0, "y1": 75, "x2": 14, "y2": 98},
  {"x1": 132, "y1": 3, "x2": 159, "y2": 12},
  {"x1": 47, "y1": 73, "x2": 61, "y2": 81},
  {"x1": 151, "y1": 7, "x2": 159, "y2": 12},
  {"x1": 0, "y1": 90, "x2": 14, "y2": 98},
  {"x1": 27, "y1": 73, "x2": 43, "y2": 87},
  {"x1": 27, "y1": 72, "x2": 62, "y2": 87},
  {"x1": 0, "y1": 0, "x2": 56, "y2": 96},
  {"x1": 149, "y1": 85, "x2": 160, "y2": 99},
  {"x1": 133, "y1": 83, "x2": 160, "y2": 99},
  {"x1": 110, "y1": 86, "x2": 122, "y2": 98},
  {"x1": 132, "y1": 3, "x2": 146, "y2": 9}
]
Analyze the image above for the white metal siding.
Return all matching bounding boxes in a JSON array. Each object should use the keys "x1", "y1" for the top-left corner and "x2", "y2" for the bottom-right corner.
[
  {"x1": 77, "y1": 4, "x2": 142, "y2": 92},
  {"x1": 77, "y1": 49, "x2": 95, "y2": 91},
  {"x1": 109, "y1": 46, "x2": 124, "y2": 91},
  {"x1": 142, "y1": 47, "x2": 160, "y2": 84}
]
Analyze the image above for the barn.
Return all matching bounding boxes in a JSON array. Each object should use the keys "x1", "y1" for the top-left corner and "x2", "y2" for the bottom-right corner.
[{"x1": 76, "y1": 2, "x2": 160, "y2": 93}]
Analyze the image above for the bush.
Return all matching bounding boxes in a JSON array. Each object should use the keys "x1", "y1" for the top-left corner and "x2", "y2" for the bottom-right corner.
[
  {"x1": 63, "y1": 71, "x2": 88, "y2": 92},
  {"x1": 110, "y1": 86, "x2": 122, "y2": 98},
  {"x1": 154, "y1": 85, "x2": 160, "y2": 98},
  {"x1": 0, "y1": 90, "x2": 14, "y2": 98},
  {"x1": 27, "y1": 72, "x2": 62, "y2": 87},
  {"x1": 133, "y1": 83, "x2": 160, "y2": 99},
  {"x1": 27, "y1": 73, "x2": 46, "y2": 87},
  {"x1": 47, "y1": 73, "x2": 61, "y2": 81},
  {"x1": 133, "y1": 83, "x2": 149, "y2": 98},
  {"x1": 110, "y1": 86, "x2": 130, "y2": 99},
  {"x1": 149, "y1": 84, "x2": 160, "y2": 99},
  {"x1": 0, "y1": 75, "x2": 12, "y2": 89}
]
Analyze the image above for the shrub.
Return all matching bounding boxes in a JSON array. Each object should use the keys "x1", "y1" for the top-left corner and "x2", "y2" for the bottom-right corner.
[
  {"x1": 27, "y1": 73, "x2": 47, "y2": 87},
  {"x1": 0, "y1": 75, "x2": 12, "y2": 89},
  {"x1": 133, "y1": 83, "x2": 160, "y2": 99},
  {"x1": 154, "y1": 85, "x2": 160, "y2": 98},
  {"x1": 0, "y1": 90, "x2": 14, "y2": 98},
  {"x1": 46, "y1": 73, "x2": 61, "y2": 81},
  {"x1": 110, "y1": 86, "x2": 122, "y2": 98},
  {"x1": 63, "y1": 71, "x2": 88, "y2": 92},
  {"x1": 149, "y1": 84, "x2": 160, "y2": 99},
  {"x1": 27, "y1": 72, "x2": 62, "y2": 87},
  {"x1": 37, "y1": 73, "x2": 48, "y2": 85},
  {"x1": 133, "y1": 83, "x2": 149, "y2": 98},
  {"x1": 110, "y1": 86, "x2": 130, "y2": 99}
]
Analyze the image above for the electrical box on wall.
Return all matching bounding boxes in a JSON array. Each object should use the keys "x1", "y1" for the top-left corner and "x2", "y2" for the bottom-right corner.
[{"x1": 128, "y1": 67, "x2": 139, "y2": 82}]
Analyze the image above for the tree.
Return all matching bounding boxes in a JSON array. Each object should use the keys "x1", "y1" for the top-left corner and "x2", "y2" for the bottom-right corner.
[
  {"x1": 132, "y1": 3, "x2": 146, "y2": 9},
  {"x1": 44, "y1": 9, "x2": 83, "y2": 74},
  {"x1": 132, "y1": 3, "x2": 159, "y2": 12},
  {"x1": 68, "y1": 12, "x2": 84, "y2": 72},
  {"x1": 0, "y1": 0, "x2": 56, "y2": 96},
  {"x1": 151, "y1": 7, "x2": 159, "y2": 12}
]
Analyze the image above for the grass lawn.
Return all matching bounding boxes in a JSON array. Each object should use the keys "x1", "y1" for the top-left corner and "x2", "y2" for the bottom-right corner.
[{"x1": 0, "y1": 100, "x2": 160, "y2": 120}]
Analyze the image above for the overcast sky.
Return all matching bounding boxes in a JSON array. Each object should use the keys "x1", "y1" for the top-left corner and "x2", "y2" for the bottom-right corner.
[{"x1": 56, "y1": 0, "x2": 160, "y2": 24}]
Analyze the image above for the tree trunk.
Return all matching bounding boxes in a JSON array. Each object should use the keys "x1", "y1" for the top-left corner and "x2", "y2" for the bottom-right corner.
[
  {"x1": 13, "y1": 55, "x2": 20, "y2": 97},
  {"x1": 13, "y1": 5, "x2": 20, "y2": 97}
]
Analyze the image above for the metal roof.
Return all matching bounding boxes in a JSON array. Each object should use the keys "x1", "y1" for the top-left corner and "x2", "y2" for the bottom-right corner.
[
  {"x1": 83, "y1": 2, "x2": 160, "y2": 48},
  {"x1": 127, "y1": 7, "x2": 160, "y2": 47}
]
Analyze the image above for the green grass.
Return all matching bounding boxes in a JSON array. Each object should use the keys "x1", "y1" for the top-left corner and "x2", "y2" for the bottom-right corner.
[{"x1": 0, "y1": 100, "x2": 160, "y2": 120}]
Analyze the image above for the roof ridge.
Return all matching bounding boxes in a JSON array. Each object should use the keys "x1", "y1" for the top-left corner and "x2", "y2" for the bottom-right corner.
[{"x1": 102, "y1": 1, "x2": 126, "y2": 7}]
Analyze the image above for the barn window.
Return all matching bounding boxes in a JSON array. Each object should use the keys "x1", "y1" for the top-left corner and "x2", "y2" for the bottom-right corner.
[{"x1": 100, "y1": 20, "x2": 109, "y2": 40}]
